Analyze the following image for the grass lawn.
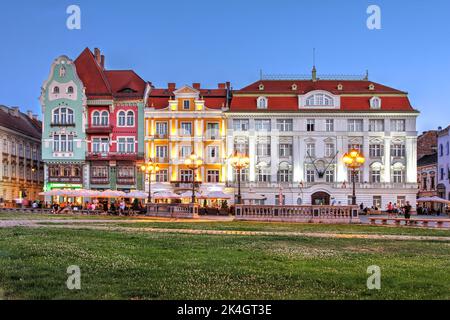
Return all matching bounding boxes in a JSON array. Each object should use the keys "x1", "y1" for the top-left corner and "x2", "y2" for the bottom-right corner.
[{"x1": 0, "y1": 225, "x2": 449, "y2": 300}]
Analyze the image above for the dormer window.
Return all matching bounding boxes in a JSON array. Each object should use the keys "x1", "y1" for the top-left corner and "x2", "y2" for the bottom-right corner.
[
  {"x1": 370, "y1": 97, "x2": 382, "y2": 109},
  {"x1": 337, "y1": 84, "x2": 343, "y2": 90},
  {"x1": 257, "y1": 96, "x2": 268, "y2": 109},
  {"x1": 305, "y1": 93, "x2": 334, "y2": 107},
  {"x1": 369, "y1": 83, "x2": 375, "y2": 90},
  {"x1": 291, "y1": 84, "x2": 298, "y2": 91},
  {"x1": 53, "y1": 86, "x2": 60, "y2": 94},
  {"x1": 67, "y1": 86, "x2": 74, "y2": 94},
  {"x1": 258, "y1": 83, "x2": 264, "y2": 91}
]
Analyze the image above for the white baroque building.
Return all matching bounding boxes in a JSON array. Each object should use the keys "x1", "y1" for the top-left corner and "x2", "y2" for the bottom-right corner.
[
  {"x1": 437, "y1": 125, "x2": 450, "y2": 200},
  {"x1": 226, "y1": 73, "x2": 419, "y2": 209}
]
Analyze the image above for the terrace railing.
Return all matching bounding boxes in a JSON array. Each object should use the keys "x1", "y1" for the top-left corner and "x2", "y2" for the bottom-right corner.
[{"x1": 235, "y1": 205, "x2": 360, "y2": 224}]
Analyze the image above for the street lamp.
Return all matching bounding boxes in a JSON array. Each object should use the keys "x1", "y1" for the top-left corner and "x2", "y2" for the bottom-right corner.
[
  {"x1": 343, "y1": 149, "x2": 365, "y2": 205},
  {"x1": 230, "y1": 151, "x2": 250, "y2": 204},
  {"x1": 140, "y1": 159, "x2": 160, "y2": 204},
  {"x1": 184, "y1": 153, "x2": 203, "y2": 204}
]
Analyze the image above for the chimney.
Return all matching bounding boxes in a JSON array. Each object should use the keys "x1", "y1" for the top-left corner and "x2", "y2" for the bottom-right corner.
[
  {"x1": 193, "y1": 83, "x2": 201, "y2": 89},
  {"x1": 100, "y1": 55, "x2": 105, "y2": 69},
  {"x1": 11, "y1": 106, "x2": 19, "y2": 116},
  {"x1": 218, "y1": 83, "x2": 225, "y2": 89},
  {"x1": 168, "y1": 83, "x2": 176, "y2": 91},
  {"x1": 94, "y1": 48, "x2": 101, "y2": 65}
]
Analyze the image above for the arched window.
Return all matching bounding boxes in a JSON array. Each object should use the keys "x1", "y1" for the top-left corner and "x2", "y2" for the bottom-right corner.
[
  {"x1": 67, "y1": 86, "x2": 74, "y2": 94},
  {"x1": 53, "y1": 86, "x2": 60, "y2": 94},
  {"x1": 305, "y1": 94, "x2": 334, "y2": 106},
  {"x1": 52, "y1": 107, "x2": 74, "y2": 125},
  {"x1": 370, "y1": 97, "x2": 381, "y2": 109},
  {"x1": 92, "y1": 111, "x2": 100, "y2": 126},
  {"x1": 118, "y1": 111, "x2": 126, "y2": 126},
  {"x1": 126, "y1": 111, "x2": 134, "y2": 126},
  {"x1": 101, "y1": 111, "x2": 109, "y2": 126},
  {"x1": 257, "y1": 97, "x2": 268, "y2": 109}
]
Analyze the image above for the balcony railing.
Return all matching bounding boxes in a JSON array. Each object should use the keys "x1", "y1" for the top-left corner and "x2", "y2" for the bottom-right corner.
[
  {"x1": 86, "y1": 152, "x2": 144, "y2": 161},
  {"x1": 48, "y1": 176, "x2": 82, "y2": 183},
  {"x1": 90, "y1": 177, "x2": 109, "y2": 185},
  {"x1": 50, "y1": 122, "x2": 75, "y2": 127},
  {"x1": 117, "y1": 177, "x2": 135, "y2": 185},
  {"x1": 170, "y1": 181, "x2": 201, "y2": 188},
  {"x1": 86, "y1": 125, "x2": 113, "y2": 134}
]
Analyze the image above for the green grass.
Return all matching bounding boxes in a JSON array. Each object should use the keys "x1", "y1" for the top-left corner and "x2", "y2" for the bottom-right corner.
[{"x1": 0, "y1": 226, "x2": 449, "y2": 300}]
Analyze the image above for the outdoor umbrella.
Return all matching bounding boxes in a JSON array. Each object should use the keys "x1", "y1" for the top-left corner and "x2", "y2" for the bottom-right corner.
[
  {"x1": 98, "y1": 190, "x2": 127, "y2": 198},
  {"x1": 179, "y1": 190, "x2": 202, "y2": 199},
  {"x1": 125, "y1": 190, "x2": 149, "y2": 199},
  {"x1": 153, "y1": 191, "x2": 180, "y2": 199},
  {"x1": 200, "y1": 191, "x2": 231, "y2": 199}
]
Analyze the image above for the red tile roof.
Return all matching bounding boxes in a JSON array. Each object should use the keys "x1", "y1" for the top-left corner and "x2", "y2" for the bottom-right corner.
[{"x1": 230, "y1": 79, "x2": 416, "y2": 112}]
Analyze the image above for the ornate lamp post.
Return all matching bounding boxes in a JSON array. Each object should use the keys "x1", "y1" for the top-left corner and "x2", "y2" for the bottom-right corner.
[
  {"x1": 184, "y1": 153, "x2": 203, "y2": 204},
  {"x1": 230, "y1": 151, "x2": 250, "y2": 204},
  {"x1": 343, "y1": 149, "x2": 365, "y2": 205},
  {"x1": 140, "y1": 159, "x2": 160, "y2": 204}
]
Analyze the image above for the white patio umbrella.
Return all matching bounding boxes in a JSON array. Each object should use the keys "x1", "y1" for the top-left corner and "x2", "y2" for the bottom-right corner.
[
  {"x1": 200, "y1": 191, "x2": 231, "y2": 199},
  {"x1": 125, "y1": 190, "x2": 149, "y2": 199},
  {"x1": 179, "y1": 190, "x2": 202, "y2": 199},
  {"x1": 153, "y1": 191, "x2": 180, "y2": 199},
  {"x1": 98, "y1": 190, "x2": 127, "y2": 198}
]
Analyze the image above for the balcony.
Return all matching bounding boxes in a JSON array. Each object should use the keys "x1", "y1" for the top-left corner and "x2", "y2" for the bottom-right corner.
[
  {"x1": 204, "y1": 157, "x2": 223, "y2": 164},
  {"x1": 86, "y1": 152, "x2": 144, "y2": 161},
  {"x1": 171, "y1": 181, "x2": 202, "y2": 189},
  {"x1": 48, "y1": 176, "x2": 82, "y2": 184},
  {"x1": 50, "y1": 122, "x2": 76, "y2": 128},
  {"x1": 153, "y1": 133, "x2": 169, "y2": 140},
  {"x1": 90, "y1": 177, "x2": 109, "y2": 185},
  {"x1": 117, "y1": 177, "x2": 135, "y2": 185},
  {"x1": 86, "y1": 125, "x2": 113, "y2": 134}
]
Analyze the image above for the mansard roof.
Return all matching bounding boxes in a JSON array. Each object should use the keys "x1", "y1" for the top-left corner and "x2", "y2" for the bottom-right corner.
[
  {"x1": 230, "y1": 79, "x2": 416, "y2": 112},
  {"x1": 0, "y1": 105, "x2": 42, "y2": 139}
]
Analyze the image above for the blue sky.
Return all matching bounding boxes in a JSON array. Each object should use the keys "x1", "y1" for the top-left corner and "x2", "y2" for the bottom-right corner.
[{"x1": 0, "y1": 0, "x2": 449, "y2": 132}]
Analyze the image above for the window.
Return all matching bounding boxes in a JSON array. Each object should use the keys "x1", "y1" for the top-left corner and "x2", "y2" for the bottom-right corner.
[
  {"x1": 52, "y1": 135, "x2": 73, "y2": 152},
  {"x1": 306, "y1": 143, "x2": 315, "y2": 157},
  {"x1": 234, "y1": 141, "x2": 249, "y2": 155},
  {"x1": 117, "y1": 138, "x2": 135, "y2": 153},
  {"x1": 369, "y1": 144, "x2": 384, "y2": 157},
  {"x1": 278, "y1": 169, "x2": 292, "y2": 183},
  {"x1": 117, "y1": 166, "x2": 135, "y2": 178},
  {"x1": 25, "y1": 145, "x2": 31, "y2": 159},
  {"x1": 92, "y1": 111, "x2": 100, "y2": 126},
  {"x1": 325, "y1": 143, "x2": 335, "y2": 157},
  {"x1": 207, "y1": 170, "x2": 220, "y2": 183},
  {"x1": 3, "y1": 163, "x2": 8, "y2": 177},
  {"x1": 156, "y1": 145, "x2": 168, "y2": 158},
  {"x1": 155, "y1": 170, "x2": 168, "y2": 182},
  {"x1": 306, "y1": 94, "x2": 333, "y2": 106},
  {"x1": 255, "y1": 119, "x2": 271, "y2": 132},
  {"x1": 373, "y1": 196, "x2": 382, "y2": 209},
  {"x1": 53, "y1": 86, "x2": 60, "y2": 94},
  {"x1": 348, "y1": 119, "x2": 363, "y2": 132},
  {"x1": 371, "y1": 169, "x2": 381, "y2": 183},
  {"x1": 233, "y1": 168, "x2": 249, "y2": 182},
  {"x1": 233, "y1": 119, "x2": 249, "y2": 131},
  {"x1": 67, "y1": 86, "x2": 74, "y2": 94},
  {"x1": 183, "y1": 100, "x2": 190, "y2": 110},
  {"x1": 306, "y1": 170, "x2": 315, "y2": 183},
  {"x1": 156, "y1": 122, "x2": 168, "y2": 136},
  {"x1": 18, "y1": 143, "x2": 23, "y2": 157},
  {"x1": 126, "y1": 111, "x2": 134, "y2": 126},
  {"x1": 53, "y1": 107, "x2": 74, "y2": 125},
  {"x1": 257, "y1": 167, "x2": 271, "y2": 182},
  {"x1": 91, "y1": 166, "x2": 108, "y2": 178},
  {"x1": 393, "y1": 169, "x2": 404, "y2": 183},
  {"x1": 325, "y1": 170, "x2": 334, "y2": 183},
  {"x1": 92, "y1": 138, "x2": 109, "y2": 153},
  {"x1": 369, "y1": 119, "x2": 384, "y2": 132},
  {"x1": 440, "y1": 167, "x2": 445, "y2": 180},
  {"x1": 180, "y1": 145, "x2": 192, "y2": 158},
  {"x1": 257, "y1": 97, "x2": 268, "y2": 109},
  {"x1": 325, "y1": 119, "x2": 334, "y2": 132},
  {"x1": 206, "y1": 123, "x2": 219, "y2": 139},
  {"x1": 370, "y1": 97, "x2": 381, "y2": 109},
  {"x1": 348, "y1": 143, "x2": 363, "y2": 152},
  {"x1": 2, "y1": 139, "x2": 8, "y2": 154},
  {"x1": 447, "y1": 142, "x2": 450, "y2": 155},
  {"x1": 207, "y1": 146, "x2": 219, "y2": 159},
  {"x1": 279, "y1": 144, "x2": 292, "y2": 158},
  {"x1": 391, "y1": 144, "x2": 406, "y2": 157},
  {"x1": 391, "y1": 119, "x2": 405, "y2": 132},
  {"x1": 180, "y1": 169, "x2": 193, "y2": 182},
  {"x1": 348, "y1": 169, "x2": 362, "y2": 183},
  {"x1": 397, "y1": 196, "x2": 406, "y2": 207},
  {"x1": 275, "y1": 195, "x2": 286, "y2": 205},
  {"x1": 276, "y1": 119, "x2": 293, "y2": 132},
  {"x1": 180, "y1": 122, "x2": 192, "y2": 135},
  {"x1": 306, "y1": 119, "x2": 315, "y2": 132},
  {"x1": 101, "y1": 111, "x2": 108, "y2": 126},
  {"x1": 257, "y1": 142, "x2": 271, "y2": 156},
  {"x1": 118, "y1": 111, "x2": 126, "y2": 126}
]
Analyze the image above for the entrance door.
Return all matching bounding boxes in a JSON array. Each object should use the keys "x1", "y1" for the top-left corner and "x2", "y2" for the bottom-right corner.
[{"x1": 311, "y1": 192, "x2": 331, "y2": 205}]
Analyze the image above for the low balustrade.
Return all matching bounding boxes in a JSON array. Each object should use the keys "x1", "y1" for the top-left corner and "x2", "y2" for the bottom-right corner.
[
  {"x1": 0, "y1": 207, "x2": 53, "y2": 214},
  {"x1": 147, "y1": 203, "x2": 199, "y2": 218},
  {"x1": 235, "y1": 205, "x2": 360, "y2": 224}
]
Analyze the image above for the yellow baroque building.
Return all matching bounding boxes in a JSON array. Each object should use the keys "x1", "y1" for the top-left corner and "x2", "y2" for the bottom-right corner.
[{"x1": 144, "y1": 83, "x2": 231, "y2": 199}]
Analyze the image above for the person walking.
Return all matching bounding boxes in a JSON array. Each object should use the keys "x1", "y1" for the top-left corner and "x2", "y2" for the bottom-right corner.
[
  {"x1": 403, "y1": 201, "x2": 412, "y2": 225},
  {"x1": 387, "y1": 202, "x2": 393, "y2": 217}
]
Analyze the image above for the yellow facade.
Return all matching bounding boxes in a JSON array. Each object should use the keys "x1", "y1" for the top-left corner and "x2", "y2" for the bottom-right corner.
[{"x1": 144, "y1": 86, "x2": 227, "y2": 192}]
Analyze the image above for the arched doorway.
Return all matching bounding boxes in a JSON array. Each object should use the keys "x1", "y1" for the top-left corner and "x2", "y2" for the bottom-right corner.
[{"x1": 311, "y1": 192, "x2": 331, "y2": 205}]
